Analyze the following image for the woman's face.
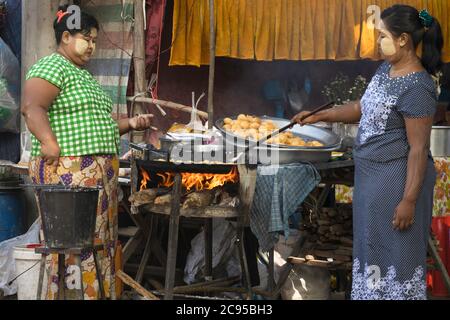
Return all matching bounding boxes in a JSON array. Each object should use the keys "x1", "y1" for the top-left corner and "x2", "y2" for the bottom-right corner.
[
  {"x1": 377, "y1": 20, "x2": 404, "y2": 63},
  {"x1": 60, "y1": 27, "x2": 97, "y2": 66}
]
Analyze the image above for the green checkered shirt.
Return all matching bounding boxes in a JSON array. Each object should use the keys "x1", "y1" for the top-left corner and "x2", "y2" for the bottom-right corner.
[{"x1": 27, "y1": 53, "x2": 120, "y2": 156}]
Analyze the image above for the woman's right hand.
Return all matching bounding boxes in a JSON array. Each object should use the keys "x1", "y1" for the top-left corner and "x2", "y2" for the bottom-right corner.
[
  {"x1": 292, "y1": 110, "x2": 328, "y2": 126},
  {"x1": 41, "y1": 140, "x2": 60, "y2": 171}
]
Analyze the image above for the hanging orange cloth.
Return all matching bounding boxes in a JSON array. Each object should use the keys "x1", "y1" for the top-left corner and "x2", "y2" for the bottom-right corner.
[{"x1": 170, "y1": 0, "x2": 450, "y2": 66}]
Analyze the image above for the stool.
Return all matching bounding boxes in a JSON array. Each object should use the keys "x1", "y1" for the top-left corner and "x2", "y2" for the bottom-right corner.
[{"x1": 35, "y1": 244, "x2": 106, "y2": 300}]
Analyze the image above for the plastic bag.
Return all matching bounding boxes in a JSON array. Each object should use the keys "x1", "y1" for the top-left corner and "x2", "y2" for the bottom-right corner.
[
  {"x1": 0, "y1": 37, "x2": 20, "y2": 133},
  {"x1": 184, "y1": 219, "x2": 240, "y2": 284},
  {"x1": 0, "y1": 218, "x2": 41, "y2": 296}
]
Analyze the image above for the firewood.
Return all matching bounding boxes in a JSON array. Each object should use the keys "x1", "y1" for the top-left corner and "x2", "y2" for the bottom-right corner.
[
  {"x1": 129, "y1": 189, "x2": 158, "y2": 206},
  {"x1": 339, "y1": 237, "x2": 353, "y2": 246},
  {"x1": 335, "y1": 249, "x2": 353, "y2": 256},
  {"x1": 318, "y1": 226, "x2": 329, "y2": 234},
  {"x1": 154, "y1": 193, "x2": 171, "y2": 205},
  {"x1": 316, "y1": 244, "x2": 339, "y2": 251},
  {"x1": 317, "y1": 219, "x2": 332, "y2": 226},
  {"x1": 330, "y1": 224, "x2": 345, "y2": 235},
  {"x1": 323, "y1": 208, "x2": 337, "y2": 218},
  {"x1": 182, "y1": 190, "x2": 213, "y2": 209},
  {"x1": 337, "y1": 246, "x2": 353, "y2": 254},
  {"x1": 313, "y1": 250, "x2": 352, "y2": 262}
]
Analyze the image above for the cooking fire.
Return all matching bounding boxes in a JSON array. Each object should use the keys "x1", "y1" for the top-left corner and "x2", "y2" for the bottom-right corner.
[{"x1": 140, "y1": 167, "x2": 239, "y2": 192}]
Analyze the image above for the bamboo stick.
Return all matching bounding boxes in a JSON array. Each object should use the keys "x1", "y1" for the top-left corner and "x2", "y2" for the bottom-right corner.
[
  {"x1": 127, "y1": 97, "x2": 209, "y2": 119},
  {"x1": 207, "y1": 0, "x2": 216, "y2": 128},
  {"x1": 132, "y1": 0, "x2": 147, "y2": 143}
]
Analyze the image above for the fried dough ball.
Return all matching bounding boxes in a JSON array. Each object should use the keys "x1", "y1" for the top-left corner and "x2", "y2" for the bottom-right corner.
[
  {"x1": 285, "y1": 131, "x2": 294, "y2": 138},
  {"x1": 307, "y1": 141, "x2": 324, "y2": 147},
  {"x1": 247, "y1": 128, "x2": 258, "y2": 138},
  {"x1": 250, "y1": 122, "x2": 260, "y2": 129},
  {"x1": 224, "y1": 117, "x2": 233, "y2": 125},
  {"x1": 237, "y1": 114, "x2": 247, "y2": 121},
  {"x1": 223, "y1": 124, "x2": 232, "y2": 130},
  {"x1": 231, "y1": 123, "x2": 240, "y2": 131},
  {"x1": 238, "y1": 120, "x2": 250, "y2": 129}
]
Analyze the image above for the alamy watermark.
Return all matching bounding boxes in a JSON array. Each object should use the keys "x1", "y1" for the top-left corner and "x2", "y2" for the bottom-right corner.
[{"x1": 60, "y1": 4, "x2": 81, "y2": 30}]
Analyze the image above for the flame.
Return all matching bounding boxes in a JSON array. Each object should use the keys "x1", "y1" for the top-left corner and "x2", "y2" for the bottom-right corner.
[
  {"x1": 157, "y1": 172, "x2": 175, "y2": 188},
  {"x1": 139, "y1": 167, "x2": 239, "y2": 191},
  {"x1": 140, "y1": 169, "x2": 150, "y2": 191}
]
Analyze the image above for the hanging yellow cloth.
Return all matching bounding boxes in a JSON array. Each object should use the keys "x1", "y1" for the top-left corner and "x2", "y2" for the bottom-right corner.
[{"x1": 169, "y1": 0, "x2": 450, "y2": 66}]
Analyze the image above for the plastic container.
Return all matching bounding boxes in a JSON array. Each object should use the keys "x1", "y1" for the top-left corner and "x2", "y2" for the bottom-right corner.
[
  {"x1": 13, "y1": 244, "x2": 46, "y2": 300},
  {"x1": 32, "y1": 185, "x2": 100, "y2": 248},
  {"x1": 0, "y1": 180, "x2": 24, "y2": 242}
]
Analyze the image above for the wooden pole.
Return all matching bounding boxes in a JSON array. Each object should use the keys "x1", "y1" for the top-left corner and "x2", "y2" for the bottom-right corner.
[
  {"x1": 132, "y1": 0, "x2": 147, "y2": 143},
  {"x1": 207, "y1": 0, "x2": 215, "y2": 129}
]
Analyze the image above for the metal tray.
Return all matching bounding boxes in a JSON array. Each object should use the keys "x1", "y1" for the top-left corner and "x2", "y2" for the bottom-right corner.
[
  {"x1": 215, "y1": 116, "x2": 341, "y2": 150},
  {"x1": 214, "y1": 116, "x2": 342, "y2": 164}
]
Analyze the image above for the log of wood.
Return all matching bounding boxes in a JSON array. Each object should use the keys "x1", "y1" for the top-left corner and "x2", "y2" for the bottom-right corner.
[
  {"x1": 336, "y1": 246, "x2": 353, "y2": 254},
  {"x1": 318, "y1": 226, "x2": 329, "y2": 234},
  {"x1": 116, "y1": 270, "x2": 159, "y2": 300},
  {"x1": 323, "y1": 208, "x2": 337, "y2": 218},
  {"x1": 330, "y1": 224, "x2": 345, "y2": 235},
  {"x1": 129, "y1": 189, "x2": 158, "y2": 206},
  {"x1": 317, "y1": 219, "x2": 332, "y2": 226},
  {"x1": 313, "y1": 250, "x2": 352, "y2": 262},
  {"x1": 335, "y1": 249, "x2": 353, "y2": 256},
  {"x1": 287, "y1": 257, "x2": 333, "y2": 268},
  {"x1": 339, "y1": 237, "x2": 354, "y2": 247},
  {"x1": 344, "y1": 221, "x2": 353, "y2": 230},
  {"x1": 182, "y1": 190, "x2": 214, "y2": 209},
  {"x1": 316, "y1": 244, "x2": 339, "y2": 251}
]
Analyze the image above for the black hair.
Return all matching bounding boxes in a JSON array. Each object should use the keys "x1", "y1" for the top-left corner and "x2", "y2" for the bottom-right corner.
[
  {"x1": 53, "y1": 5, "x2": 99, "y2": 45},
  {"x1": 381, "y1": 4, "x2": 444, "y2": 76}
]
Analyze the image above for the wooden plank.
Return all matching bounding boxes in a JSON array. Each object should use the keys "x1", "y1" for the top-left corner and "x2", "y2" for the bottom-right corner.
[
  {"x1": 204, "y1": 220, "x2": 213, "y2": 281},
  {"x1": 237, "y1": 165, "x2": 257, "y2": 227},
  {"x1": 124, "y1": 263, "x2": 184, "y2": 279},
  {"x1": 173, "y1": 276, "x2": 240, "y2": 291},
  {"x1": 118, "y1": 226, "x2": 138, "y2": 237},
  {"x1": 142, "y1": 204, "x2": 239, "y2": 218},
  {"x1": 287, "y1": 256, "x2": 334, "y2": 268},
  {"x1": 122, "y1": 230, "x2": 143, "y2": 264},
  {"x1": 116, "y1": 270, "x2": 159, "y2": 300},
  {"x1": 164, "y1": 174, "x2": 182, "y2": 300},
  {"x1": 135, "y1": 218, "x2": 154, "y2": 283}
]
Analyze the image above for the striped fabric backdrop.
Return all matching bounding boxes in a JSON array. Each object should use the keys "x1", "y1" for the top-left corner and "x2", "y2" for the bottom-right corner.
[{"x1": 82, "y1": 0, "x2": 134, "y2": 121}]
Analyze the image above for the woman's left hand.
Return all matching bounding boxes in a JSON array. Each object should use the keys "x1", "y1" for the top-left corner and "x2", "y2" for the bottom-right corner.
[
  {"x1": 128, "y1": 114, "x2": 154, "y2": 131},
  {"x1": 392, "y1": 199, "x2": 416, "y2": 231}
]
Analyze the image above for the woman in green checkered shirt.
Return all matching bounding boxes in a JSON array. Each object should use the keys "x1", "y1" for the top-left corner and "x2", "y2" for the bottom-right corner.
[{"x1": 21, "y1": 8, "x2": 152, "y2": 300}]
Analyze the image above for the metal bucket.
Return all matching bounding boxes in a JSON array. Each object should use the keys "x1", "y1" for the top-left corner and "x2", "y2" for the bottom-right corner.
[{"x1": 32, "y1": 185, "x2": 100, "y2": 249}]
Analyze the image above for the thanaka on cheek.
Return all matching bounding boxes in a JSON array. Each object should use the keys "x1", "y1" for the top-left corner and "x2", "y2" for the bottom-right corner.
[
  {"x1": 74, "y1": 39, "x2": 89, "y2": 55},
  {"x1": 380, "y1": 37, "x2": 397, "y2": 56}
]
